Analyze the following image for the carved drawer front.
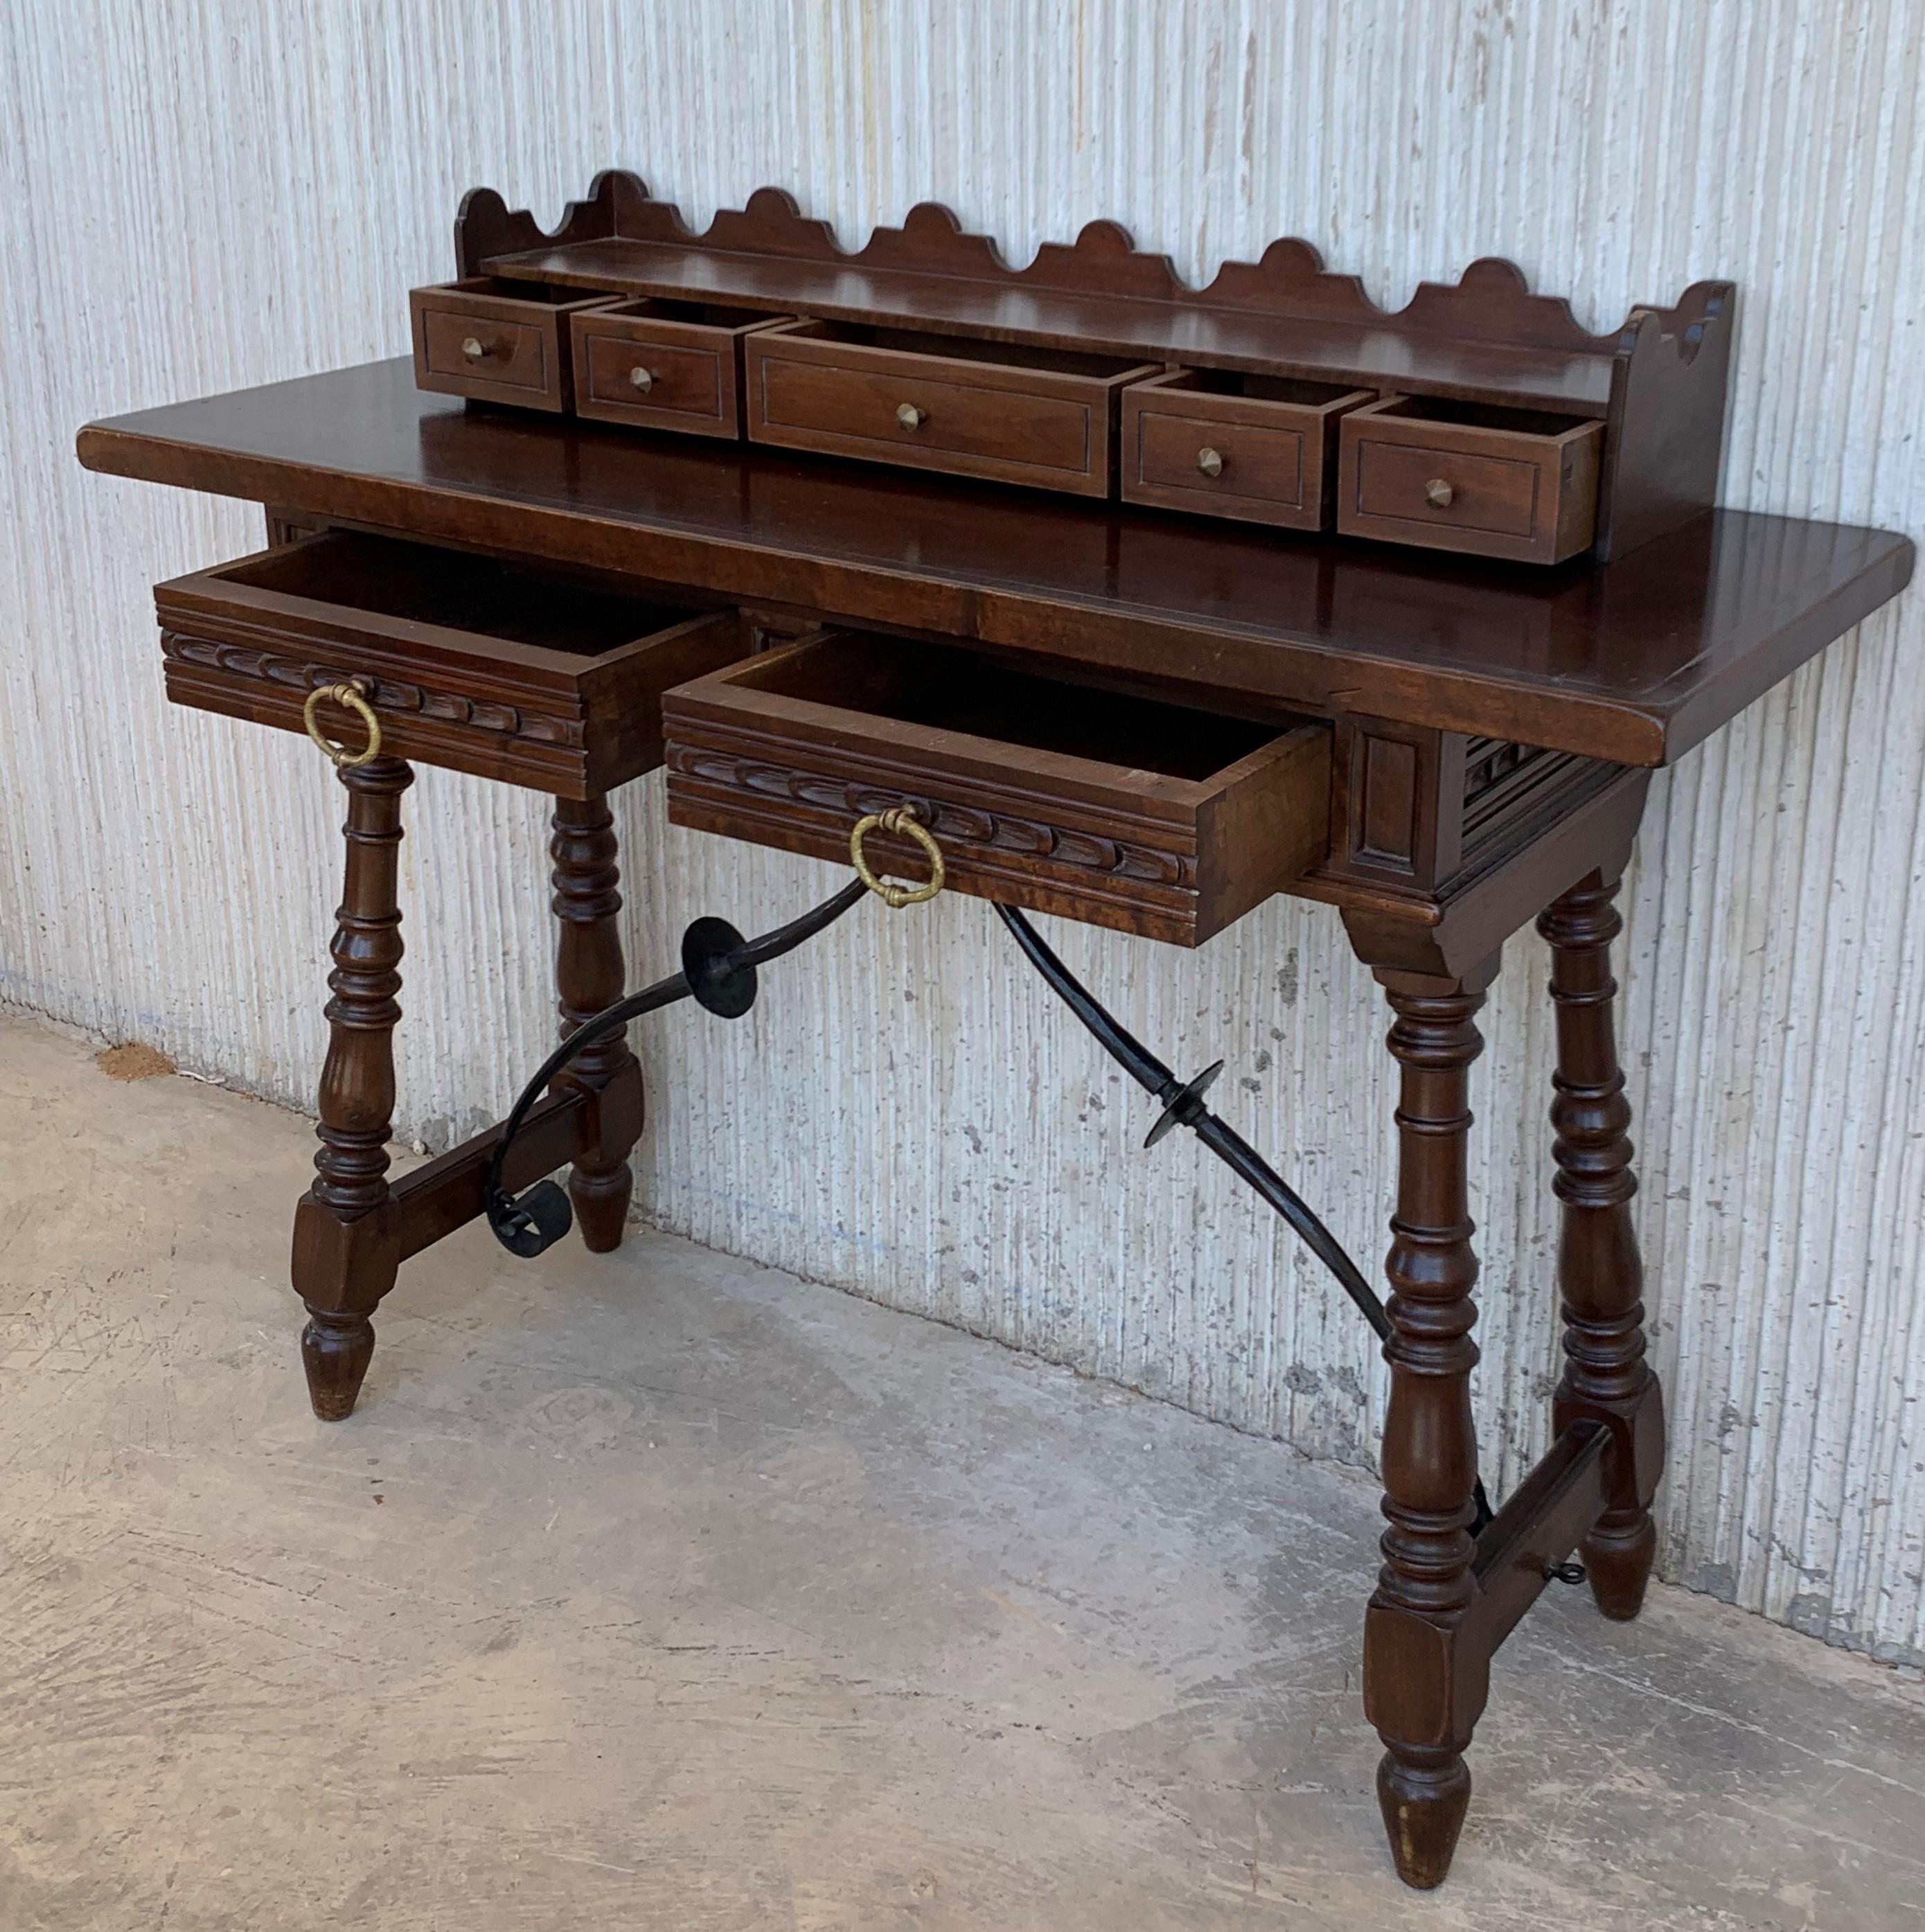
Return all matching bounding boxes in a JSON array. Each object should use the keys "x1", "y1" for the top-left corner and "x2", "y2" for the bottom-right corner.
[
  {"x1": 1120, "y1": 369, "x2": 1374, "y2": 530},
  {"x1": 571, "y1": 299, "x2": 792, "y2": 438},
  {"x1": 154, "y1": 532, "x2": 745, "y2": 799},
  {"x1": 662, "y1": 631, "x2": 1331, "y2": 946},
  {"x1": 743, "y1": 321, "x2": 1161, "y2": 497},
  {"x1": 410, "y1": 278, "x2": 618, "y2": 412},
  {"x1": 1336, "y1": 394, "x2": 1604, "y2": 565}
]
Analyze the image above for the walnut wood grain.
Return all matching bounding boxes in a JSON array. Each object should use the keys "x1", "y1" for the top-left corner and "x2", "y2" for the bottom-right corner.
[
  {"x1": 410, "y1": 276, "x2": 616, "y2": 412},
  {"x1": 743, "y1": 320, "x2": 1157, "y2": 497},
  {"x1": 79, "y1": 360, "x2": 1913, "y2": 768},
  {"x1": 550, "y1": 795, "x2": 643, "y2": 1250},
  {"x1": 292, "y1": 755, "x2": 412, "y2": 1421},
  {"x1": 450, "y1": 172, "x2": 1741, "y2": 561},
  {"x1": 1119, "y1": 369, "x2": 1373, "y2": 529},
  {"x1": 154, "y1": 530, "x2": 746, "y2": 797},
  {"x1": 1361, "y1": 960, "x2": 1498, "y2": 1890},
  {"x1": 1597, "y1": 292, "x2": 1736, "y2": 562},
  {"x1": 459, "y1": 172, "x2": 1722, "y2": 418},
  {"x1": 1337, "y1": 396, "x2": 1603, "y2": 565},
  {"x1": 662, "y1": 630, "x2": 1331, "y2": 946},
  {"x1": 1540, "y1": 869, "x2": 1665, "y2": 1619},
  {"x1": 571, "y1": 299, "x2": 790, "y2": 438},
  {"x1": 71, "y1": 202, "x2": 1918, "y2": 1893}
]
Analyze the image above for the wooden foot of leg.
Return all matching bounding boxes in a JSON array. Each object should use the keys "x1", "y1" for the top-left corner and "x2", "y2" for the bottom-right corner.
[
  {"x1": 1580, "y1": 1509, "x2": 1660, "y2": 1622},
  {"x1": 551, "y1": 795, "x2": 644, "y2": 1252},
  {"x1": 1540, "y1": 871, "x2": 1665, "y2": 1622},
  {"x1": 300, "y1": 1306, "x2": 375, "y2": 1421},
  {"x1": 1363, "y1": 962, "x2": 1498, "y2": 1890},
  {"x1": 567, "y1": 1160, "x2": 632, "y2": 1252},
  {"x1": 290, "y1": 754, "x2": 411, "y2": 1420},
  {"x1": 1376, "y1": 1747, "x2": 1473, "y2": 1891}
]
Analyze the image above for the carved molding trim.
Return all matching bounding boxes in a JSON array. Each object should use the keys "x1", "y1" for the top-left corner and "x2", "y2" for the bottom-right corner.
[
  {"x1": 1463, "y1": 737, "x2": 1543, "y2": 807},
  {"x1": 666, "y1": 743, "x2": 1195, "y2": 889},
  {"x1": 161, "y1": 630, "x2": 584, "y2": 747},
  {"x1": 1461, "y1": 739, "x2": 1589, "y2": 853}
]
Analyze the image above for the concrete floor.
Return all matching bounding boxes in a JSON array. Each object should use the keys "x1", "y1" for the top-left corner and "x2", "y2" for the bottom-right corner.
[{"x1": 3, "y1": 1014, "x2": 1922, "y2": 1931}]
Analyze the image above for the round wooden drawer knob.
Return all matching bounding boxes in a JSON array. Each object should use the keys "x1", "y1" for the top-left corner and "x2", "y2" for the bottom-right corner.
[
  {"x1": 629, "y1": 366, "x2": 655, "y2": 392},
  {"x1": 461, "y1": 336, "x2": 488, "y2": 362},
  {"x1": 896, "y1": 403, "x2": 926, "y2": 431},
  {"x1": 1425, "y1": 477, "x2": 1455, "y2": 508},
  {"x1": 1196, "y1": 445, "x2": 1225, "y2": 479}
]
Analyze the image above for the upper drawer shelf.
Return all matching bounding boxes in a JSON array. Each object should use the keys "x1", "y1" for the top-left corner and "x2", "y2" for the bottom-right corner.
[{"x1": 411, "y1": 170, "x2": 1737, "y2": 569}]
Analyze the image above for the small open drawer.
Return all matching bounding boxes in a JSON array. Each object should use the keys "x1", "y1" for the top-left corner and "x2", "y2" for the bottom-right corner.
[
  {"x1": 155, "y1": 531, "x2": 745, "y2": 797},
  {"x1": 571, "y1": 299, "x2": 792, "y2": 437},
  {"x1": 1336, "y1": 393, "x2": 1604, "y2": 564},
  {"x1": 1120, "y1": 369, "x2": 1375, "y2": 529},
  {"x1": 662, "y1": 631, "x2": 1332, "y2": 946},
  {"x1": 744, "y1": 321, "x2": 1161, "y2": 497},
  {"x1": 410, "y1": 277, "x2": 619, "y2": 411}
]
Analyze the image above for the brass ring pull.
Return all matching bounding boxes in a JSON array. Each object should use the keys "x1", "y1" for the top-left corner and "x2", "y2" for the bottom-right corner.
[
  {"x1": 303, "y1": 682, "x2": 383, "y2": 770},
  {"x1": 849, "y1": 804, "x2": 945, "y2": 908}
]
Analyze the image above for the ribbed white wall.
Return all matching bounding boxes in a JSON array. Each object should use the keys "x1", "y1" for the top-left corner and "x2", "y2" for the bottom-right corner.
[{"x1": 3, "y1": 1, "x2": 1921, "y2": 1659}]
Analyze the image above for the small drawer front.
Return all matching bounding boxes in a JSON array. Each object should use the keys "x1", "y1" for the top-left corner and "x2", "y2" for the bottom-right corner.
[
  {"x1": 154, "y1": 531, "x2": 745, "y2": 797},
  {"x1": 662, "y1": 630, "x2": 1331, "y2": 946},
  {"x1": 745, "y1": 321, "x2": 1160, "y2": 497},
  {"x1": 1336, "y1": 395, "x2": 1603, "y2": 565},
  {"x1": 411, "y1": 278, "x2": 615, "y2": 414},
  {"x1": 1137, "y1": 410, "x2": 1308, "y2": 506},
  {"x1": 1355, "y1": 440, "x2": 1540, "y2": 538},
  {"x1": 572, "y1": 301, "x2": 792, "y2": 438},
  {"x1": 1121, "y1": 370, "x2": 1374, "y2": 530},
  {"x1": 422, "y1": 309, "x2": 547, "y2": 392}
]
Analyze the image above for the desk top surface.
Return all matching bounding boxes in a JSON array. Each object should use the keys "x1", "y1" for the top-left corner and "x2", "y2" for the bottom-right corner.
[{"x1": 78, "y1": 357, "x2": 1912, "y2": 767}]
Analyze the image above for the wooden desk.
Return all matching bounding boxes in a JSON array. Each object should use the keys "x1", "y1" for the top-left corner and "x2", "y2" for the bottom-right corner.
[{"x1": 78, "y1": 357, "x2": 1912, "y2": 1888}]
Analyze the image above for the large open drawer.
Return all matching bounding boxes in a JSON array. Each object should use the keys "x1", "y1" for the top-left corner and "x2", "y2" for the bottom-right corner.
[
  {"x1": 154, "y1": 531, "x2": 745, "y2": 797},
  {"x1": 662, "y1": 631, "x2": 1332, "y2": 946}
]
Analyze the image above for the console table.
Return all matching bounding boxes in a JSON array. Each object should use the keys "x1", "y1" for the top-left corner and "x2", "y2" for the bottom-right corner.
[{"x1": 76, "y1": 182, "x2": 1912, "y2": 1892}]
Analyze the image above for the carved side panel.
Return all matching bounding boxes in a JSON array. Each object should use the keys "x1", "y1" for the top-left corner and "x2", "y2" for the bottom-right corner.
[
  {"x1": 1318, "y1": 723, "x2": 1626, "y2": 918},
  {"x1": 1326, "y1": 718, "x2": 1464, "y2": 893},
  {"x1": 1596, "y1": 283, "x2": 1737, "y2": 562},
  {"x1": 1457, "y1": 740, "x2": 1610, "y2": 877}
]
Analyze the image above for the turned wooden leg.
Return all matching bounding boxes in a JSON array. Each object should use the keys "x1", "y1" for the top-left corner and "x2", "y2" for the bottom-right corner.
[
  {"x1": 1540, "y1": 871, "x2": 1665, "y2": 1620},
  {"x1": 290, "y1": 756, "x2": 411, "y2": 1420},
  {"x1": 1363, "y1": 962, "x2": 1498, "y2": 1890},
  {"x1": 551, "y1": 795, "x2": 643, "y2": 1251}
]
